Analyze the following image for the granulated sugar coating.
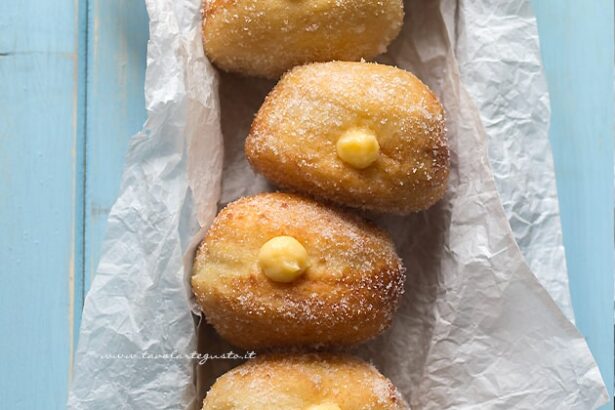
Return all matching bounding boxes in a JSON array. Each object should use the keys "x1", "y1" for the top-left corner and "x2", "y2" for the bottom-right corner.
[
  {"x1": 202, "y1": 0, "x2": 404, "y2": 78},
  {"x1": 191, "y1": 192, "x2": 406, "y2": 349},
  {"x1": 201, "y1": 353, "x2": 410, "y2": 409},
  {"x1": 245, "y1": 62, "x2": 449, "y2": 214}
]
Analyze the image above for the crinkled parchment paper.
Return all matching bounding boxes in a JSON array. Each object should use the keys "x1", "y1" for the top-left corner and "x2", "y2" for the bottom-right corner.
[
  {"x1": 451, "y1": 1, "x2": 574, "y2": 321},
  {"x1": 68, "y1": 0, "x2": 608, "y2": 409}
]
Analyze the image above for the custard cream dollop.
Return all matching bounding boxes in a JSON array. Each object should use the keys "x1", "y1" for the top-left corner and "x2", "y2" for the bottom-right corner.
[
  {"x1": 258, "y1": 235, "x2": 309, "y2": 283},
  {"x1": 336, "y1": 128, "x2": 380, "y2": 169}
]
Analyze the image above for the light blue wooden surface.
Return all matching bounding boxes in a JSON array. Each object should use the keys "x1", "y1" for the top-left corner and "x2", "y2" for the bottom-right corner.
[
  {"x1": 0, "y1": 1, "x2": 85, "y2": 408},
  {"x1": 0, "y1": 0, "x2": 612, "y2": 408},
  {"x1": 533, "y1": 1, "x2": 614, "y2": 408},
  {"x1": 83, "y1": 0, "x2": 148, "y2": 311}
]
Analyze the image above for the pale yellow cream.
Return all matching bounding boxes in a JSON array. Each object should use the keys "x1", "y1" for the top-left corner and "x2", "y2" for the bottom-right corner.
[
  {"x1": 336, "y1": 127, "x2": 380, "y2": 169},
  {"x1": 258, "y1": 236, "x2": 309, "y2": 283}
]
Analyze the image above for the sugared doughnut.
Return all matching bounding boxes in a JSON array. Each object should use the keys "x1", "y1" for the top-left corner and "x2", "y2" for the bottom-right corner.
[
  {"x1": 201, "y1": 354, "x2": 409, "y2": 409},
  {"x1": 202, "y1": 0, "x2": 404, "y2": 78},
  {"x1": 245, "y1": 61, "x2": 449, "y2": 214},
  {"x1": 191, "y1": 192, "x2": 405, "y2": 349}
]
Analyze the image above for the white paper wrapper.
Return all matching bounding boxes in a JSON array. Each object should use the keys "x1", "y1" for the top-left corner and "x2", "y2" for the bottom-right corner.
[
  {"x1": 68, "y1": 0, "x2": 608, "y2": 409},
  {"x1": 451, "y1": 0, "x2": 574, "y2": 322}
]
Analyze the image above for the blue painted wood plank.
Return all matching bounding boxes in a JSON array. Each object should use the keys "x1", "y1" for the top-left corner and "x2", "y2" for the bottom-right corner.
[
  {"x1": 83, "y1": 0, "x2": 148, "y2": 304},
  {"x1": 0, "y1": 0, "x2": 85, "y2": 408},
  {"x1": 532, "y1": 0, "x2": 614, "y2": 407}
]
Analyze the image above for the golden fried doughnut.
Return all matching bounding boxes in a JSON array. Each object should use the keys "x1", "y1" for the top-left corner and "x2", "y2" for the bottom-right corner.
[
  {"x1": 245, "y1": 61, "x2": 449, "y2": 214},
  {"x1": 201, "y1": 354, "x2": 409, "y2": 409},
  {"x1": 191, "y1": 192, "x2": 405, "y2": 349},
  {"x1": 202, "y1": 0, "x2": 404, "y2": 78}
]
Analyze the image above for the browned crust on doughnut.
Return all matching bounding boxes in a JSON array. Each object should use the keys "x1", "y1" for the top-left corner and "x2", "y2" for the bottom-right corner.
[
  {"x1": 245, "y1": 61, "x2": 449, "y2": 214},
  {"x1": 204, "y1": 0, "x2": 235, "y2": 16},
  {"x1": 202, "y1": 0, "x2": 404, "y2": 78},
  {"x1": 191, "y1": 192, "x2": 405, "y2": 349},
  {"x1": 202, "y1": 353, "x2": 409, "y2": 409}
]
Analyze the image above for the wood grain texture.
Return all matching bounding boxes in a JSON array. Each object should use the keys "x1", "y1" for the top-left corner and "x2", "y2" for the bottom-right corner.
[
  {"x1": 0, "y1": 0, "x2": 85, "y2": 408},
  {"x1": 0, "y1": 0, "x2": 612, "y2": 408},
  {"x1": 532, "y1": 0, "x2": 614, "y2": 407},
  {"x1": 83, "y1": 0, "x2": 148, "y2": 308}
]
